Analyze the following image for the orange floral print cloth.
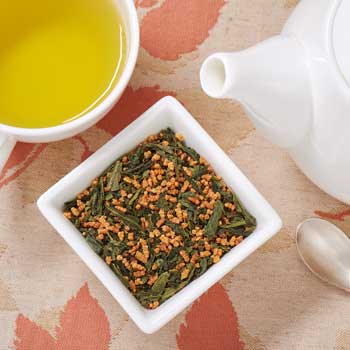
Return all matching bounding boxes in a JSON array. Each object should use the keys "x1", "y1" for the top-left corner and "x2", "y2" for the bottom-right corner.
[{"x1": 1, "y1": 1, "x2": 349, "y2": 349}]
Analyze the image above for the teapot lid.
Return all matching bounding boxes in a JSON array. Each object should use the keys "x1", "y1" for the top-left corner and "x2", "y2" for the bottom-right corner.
[{"x1": 333, "y1": 0, "x2": 350, "y2": 87}]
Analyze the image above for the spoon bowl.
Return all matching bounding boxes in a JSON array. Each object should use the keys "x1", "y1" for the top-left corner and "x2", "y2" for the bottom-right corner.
[{"x1": 296, "y1": 218, "x2": 350, "y2": 292}]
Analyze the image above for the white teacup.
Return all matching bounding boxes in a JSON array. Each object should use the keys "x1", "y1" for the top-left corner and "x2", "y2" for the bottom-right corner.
[{"x1": 0, "y1": 0, "x2": 139, "y2": 171}]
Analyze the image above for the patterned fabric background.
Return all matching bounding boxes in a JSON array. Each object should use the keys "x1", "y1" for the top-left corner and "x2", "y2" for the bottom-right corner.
[{"x1": 1, "y1": 0, "x2": 349, "y2": 349}]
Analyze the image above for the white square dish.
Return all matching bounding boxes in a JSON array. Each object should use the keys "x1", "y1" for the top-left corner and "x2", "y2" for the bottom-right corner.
[{"x1": 37, "y1": 96, "x2": 282, "y2": 334}]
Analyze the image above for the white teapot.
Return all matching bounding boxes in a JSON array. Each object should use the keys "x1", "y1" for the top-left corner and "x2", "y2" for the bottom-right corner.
[{"x1": 200, "y1": 0, "x2": 350, "y2": 204}]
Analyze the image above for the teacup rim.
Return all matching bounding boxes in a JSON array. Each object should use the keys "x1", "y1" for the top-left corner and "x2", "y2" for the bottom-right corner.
[{"x1": 0, "y1": 0, "x2": 139, "y2": 138}]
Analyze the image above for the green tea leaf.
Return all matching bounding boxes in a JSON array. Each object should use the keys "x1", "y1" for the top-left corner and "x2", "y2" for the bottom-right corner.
[
  {"x1": 109, "y1": 161, "x2": 122, "y2": 191},
  {"x1": 185, "y1": 263, "x2": 195, "y2": 281},
  {"x1": 90, "y1": 187, "x2": 98, "y2": 216},
  {"x1": 128, "y1": 188, "x2": 142, "y2": 207},
  {"x1": 105, "y1": 193, "x2": 114, "y2": 201},
  {"x1": 111, "y1": 263, "x2": 129, "y2": 288},
  {"x1": 161, "y1": 288, "x2": 177, "y2": 301},
  {"x1": 96, "y1": 177, "x2": 105, "y2": 216},
  {"x1": 184, "y1": 173, "x2": 201, "y2": 193},
  {"x1": 204, "y1": 201, "x2": 224, "y2": 238},
  {"x1": 232, "y1": 193, "x2": 257, "y2": 227},
  {"x1": 177, "y1": 142, "x2": 200, "y2": 161},
  {"x1": 166, "y1": 222, "x2": 190, "y2": 239},
  {"x1": 191, "y1": 165, "x2": 207, "y2": 179},
  {"x1": 152, "y1": 271, "x2": 169, "y2": 294},
  {"x1": 199, "y1": 258, "x2": 208, "y2": 276},
  {"x1": 106, "y1": 205, "x2": 142, "y2": 231},
  {"x1": 136, "y1": 290, "x2": 160, "y2": 304},
  {"x1": 85, "y1": 236, "x2": 103, "y2": 255},
  {"x1": 125, "y1": 160, "x2": 153, "y2": 175},
  {"x1": 179, "y1": 199, "x2": 197, "y2": 211},
  {"x1": 63, "y1": 199, "x2": 77, "y2": 211},
  {"x1": 161, "y1": 281, "x2": 188, "y2": 303},
  {"x1": 221, "y1": 218, "x2": 246, "y2": 229}
]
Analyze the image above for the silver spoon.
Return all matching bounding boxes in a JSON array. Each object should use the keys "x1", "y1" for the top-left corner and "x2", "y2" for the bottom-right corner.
[{"x1": 296, "y1": 218, "x2": 350, "y2": 291}]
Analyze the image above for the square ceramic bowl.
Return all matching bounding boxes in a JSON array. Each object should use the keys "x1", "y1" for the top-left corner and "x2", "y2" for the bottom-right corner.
[{"x1": 37, "y1": 96, "x2": 282, "y2": 334}]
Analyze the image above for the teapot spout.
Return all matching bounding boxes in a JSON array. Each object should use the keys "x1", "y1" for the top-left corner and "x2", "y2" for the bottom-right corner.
[{"x1": 200, "y1": 36, "x2": 312, "y2": 149}]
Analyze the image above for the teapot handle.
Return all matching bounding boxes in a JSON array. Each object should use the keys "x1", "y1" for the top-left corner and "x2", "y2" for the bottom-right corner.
[{"x1": 0, "y1": 132, "x2": 16, "y2": 172}]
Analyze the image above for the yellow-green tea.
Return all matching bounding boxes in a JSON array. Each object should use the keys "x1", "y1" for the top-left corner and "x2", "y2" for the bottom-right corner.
[{"x1": 0, "y1": 0, "x2": 126, "y2": 128}]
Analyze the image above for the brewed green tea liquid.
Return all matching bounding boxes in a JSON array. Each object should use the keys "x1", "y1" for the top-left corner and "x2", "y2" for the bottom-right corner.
[{"x1": 0, "y1": 0, "x2": 126, "y2": 128}]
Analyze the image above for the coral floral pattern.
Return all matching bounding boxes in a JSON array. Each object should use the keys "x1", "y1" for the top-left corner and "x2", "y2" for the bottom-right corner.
[
  {"x1": 135, "y1": 0, "x2": 158, "y2": 8},
  {"x1": 177, "y1": 284, "x2": 244, "y2": 350},
  {"x1": 315, "y1": 209, "x2": 350, "y2": 222},
  {"x1": 96, "y1": 85, "x2": 176, "y2": 136},
  {"x1": 2, "y1": 0, "x2": 350, "y2": 349},
  {"x1": 140, "y1": 0, "x2": 226, "y2": 60},
  {"x1": 0, "y1": 143, "x2": 46, "y2": 189},
  {"x1": 14, "y1": 284, "x2": 110, "y2": 350}
]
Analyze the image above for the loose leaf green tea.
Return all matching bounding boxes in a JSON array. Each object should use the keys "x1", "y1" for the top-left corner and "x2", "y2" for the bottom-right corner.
[{"x1": 63, "y1": 128, "x2": 256, "y2": 309}]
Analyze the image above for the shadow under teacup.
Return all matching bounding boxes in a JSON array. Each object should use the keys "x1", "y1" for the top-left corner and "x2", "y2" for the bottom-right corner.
[{"x1": 0, "y1": 0, "x2": 139, "y2": 172}]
